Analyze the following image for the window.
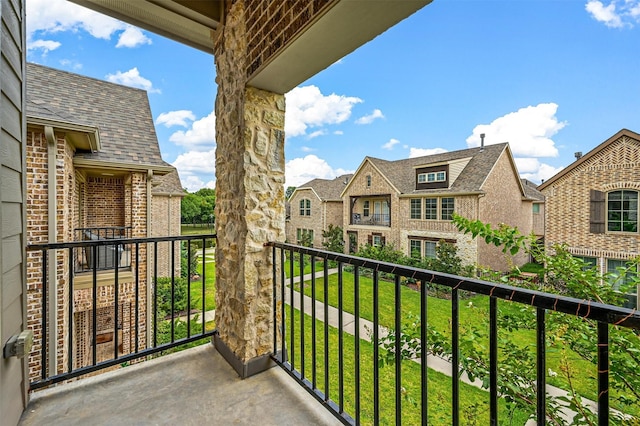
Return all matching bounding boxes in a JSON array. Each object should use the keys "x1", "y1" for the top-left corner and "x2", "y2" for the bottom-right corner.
[
  {"x1": 441, "y1": 198, "x2": 455, "y2": 220},
  {"x1": 296, "y1": 228, "x2": 314, "y2": 245},
  {"x1": 532, "y1": 203, "x2": 540, "y2": 214},
  {"x1": 418, "y1": 171, "x2": 447, "y2": 184},
  {"x1": 425, "y1": 198, "x2": 438, "y2": 220},
  {"x1": 363, "y1": 200, "x2": 370, "y2": 217},
  {"x1": 607, "y1": 259, "x2": 638, "y2": 308},
  {"x1": 607, "y1": 190, "x2": 638, "y2": 233},
  {"x1": 410, "y1": 199, "x2": 422, "y2": 219},
  {"x1": 574, "y1": 256, "x2": 597, "y2": 271},
  {"x1": 372, "y1": 235, "x2": 383, "y2": 246},
  {"x1": 409, "y1": 240, "x2": 422, "y2": 258},
  {"x1": 299, "y1": 199, "x2": 311, "y2": 216},
  {"x1": 366, "y1": 175, "x2": 371, "y2": 187},
  {"x1": 425, "y1": 241, "x2": 437, "y2": 259}
]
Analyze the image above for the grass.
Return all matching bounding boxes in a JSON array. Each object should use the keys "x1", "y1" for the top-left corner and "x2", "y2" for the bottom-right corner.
[
  {"x1": 293, "y1": 267, "x2": 637, "y2": 418},
  {"x1": 284, "y1": 309, "x2": 532, "y2": 425},
  {"x1": 189, "y1": 259, "x2": 216, "y2": 312},
  {"x1": 181, "y1": 224, "x2": 215, "y2": 235}
]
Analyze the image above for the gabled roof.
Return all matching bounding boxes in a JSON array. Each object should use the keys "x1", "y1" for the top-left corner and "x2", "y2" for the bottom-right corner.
[
  {"x1": 521, "y1": 179, "x2": 545, "y2": 201},
  {"x1": 26, "y1": 63, "x2": 173, "y2": 174},
  {"x1": 538, "y1": 129, "x2": 640, "y2": 191},
  {"x1": 152, "y1": 170, "x2": 185, "y2": 196},
  {"x1": 295, "y1": 174, "x2": 353, "y2": 201},
  {"x1": 349, "y1": 143, "x2": 511, "y2": 195}
]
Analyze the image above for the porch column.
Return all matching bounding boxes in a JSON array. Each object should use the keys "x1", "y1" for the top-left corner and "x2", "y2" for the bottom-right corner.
[{"x1": 213, "y1": 0, "x2": 286, "y2": 377}]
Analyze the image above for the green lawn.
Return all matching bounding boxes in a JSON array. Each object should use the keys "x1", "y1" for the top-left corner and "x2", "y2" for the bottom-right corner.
[
  {"x1": 189, "y1": 252, "x2": 216, "y2": 312},
  {"x1": 181, "y1": 224, "x2": 215, "y2": 235},
  {"x1": 285, "y1": 309, "x2": 532, "y2": 425},
  {"x1": 294, "y1": 269, "x2": 636, "y2": 418}
]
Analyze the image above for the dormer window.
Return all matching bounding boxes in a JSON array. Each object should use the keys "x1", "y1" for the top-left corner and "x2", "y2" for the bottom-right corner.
[{"x1": 417, "y1": 171, "x2": 446, "y2": 183}]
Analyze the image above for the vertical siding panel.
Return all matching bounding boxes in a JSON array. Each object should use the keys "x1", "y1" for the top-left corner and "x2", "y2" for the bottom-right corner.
[{"x1": 0, "y1": 0, "x2": 27, "y2": 423}]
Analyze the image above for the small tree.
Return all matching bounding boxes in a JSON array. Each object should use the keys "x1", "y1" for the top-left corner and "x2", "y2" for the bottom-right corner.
[{"x1": 322, "y1": 224, "x2": 344, "y2": 253}]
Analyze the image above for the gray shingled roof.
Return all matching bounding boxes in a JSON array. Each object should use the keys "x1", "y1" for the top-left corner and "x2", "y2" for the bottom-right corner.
[
  {"x1": 367, "y1": 143, "x2": 509, "y2": 195},
  {"x1": 521, "y1": 179, "x2": 545, "y2": 201},
  {"x1": 298, "y1": 174, "x2": 353, "y2": 200},
  {"x1": 152, "y1": 170, "x2": 185, "y2": 196},
  {"x1": 26, "y1": 63, "x2": 171, "y2": 170}
]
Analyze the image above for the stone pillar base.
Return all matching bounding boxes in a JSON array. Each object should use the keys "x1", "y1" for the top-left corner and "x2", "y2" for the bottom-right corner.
[{"x1": 213, "y1": 332, "x2": 277, "y2": 379}]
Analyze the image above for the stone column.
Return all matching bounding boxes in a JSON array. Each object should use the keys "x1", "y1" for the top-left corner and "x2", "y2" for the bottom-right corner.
[{"x1": 213, "y1": 0, "x2": 286, "y2": 378}]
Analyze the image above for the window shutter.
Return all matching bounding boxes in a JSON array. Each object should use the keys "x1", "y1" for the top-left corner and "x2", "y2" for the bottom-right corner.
[
  {"x1": 381, "y1": 236, "x2": 386, "y2": 246},
  {"x1": 367, "y1": 235, "x2": 373, "y2": 245},
  {"x1": 590, "y1": 189, "x2": 605, "y2": 234}
]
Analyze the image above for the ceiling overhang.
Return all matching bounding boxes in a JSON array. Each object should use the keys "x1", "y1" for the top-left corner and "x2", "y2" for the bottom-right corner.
[
  {"x1": 69, "y1": 0, "x2": 223, "y2": 53},
  {"x1": 69, "y1": 0, "x2": 431, "y2": 93},
  {"x1": 27, "y1": 116, "x2": 101, "y2": 152}
]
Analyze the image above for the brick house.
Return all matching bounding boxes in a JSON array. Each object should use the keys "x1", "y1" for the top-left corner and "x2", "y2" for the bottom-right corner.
[
  {"x1": 286, "y1": 174, "x2": 352, "y2": 247},
  {"x1": 25, "y1": 63, "x2": 181, "y2": 381},
  {"x1": 342, "y1": 143, "x2": 542, "y2": 271},
  {"x1": 538, "y1": 128, "x2": 640, "y2": 308}
]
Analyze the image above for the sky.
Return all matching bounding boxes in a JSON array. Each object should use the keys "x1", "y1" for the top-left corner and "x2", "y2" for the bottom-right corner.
[{"x1": 27, "y1": 0, "x2": 640, "y2": 192}]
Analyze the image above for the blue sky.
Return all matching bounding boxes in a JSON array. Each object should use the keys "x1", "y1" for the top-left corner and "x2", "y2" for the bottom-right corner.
[{"x1": 27, "y1": 0, "x2": 640, "y2": 192}]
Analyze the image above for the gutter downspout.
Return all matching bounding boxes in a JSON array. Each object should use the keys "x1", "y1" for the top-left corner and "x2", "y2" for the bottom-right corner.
[
  {"x1": 147, "y1": 169, "x2": 153, "y2": 347},
  {"x1": 44, "y1": 126, "x2": 57, "y2": 376}
]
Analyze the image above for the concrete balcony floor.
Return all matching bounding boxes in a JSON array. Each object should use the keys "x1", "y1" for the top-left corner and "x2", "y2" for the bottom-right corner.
[{"x1": 19, "y1": 343, "x2": 341, "y2": 426}]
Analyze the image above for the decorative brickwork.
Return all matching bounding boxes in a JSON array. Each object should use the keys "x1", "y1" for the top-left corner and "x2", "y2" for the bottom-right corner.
[
  {"x1": 245, "y1": 0, "x2": 336, "y2": 78},
  {"x1": 541, "y1": 132, "x2": 640, "y2": 274},
  {"x1": 214, "y1": 0, "x2": 286, "y2": 365}
]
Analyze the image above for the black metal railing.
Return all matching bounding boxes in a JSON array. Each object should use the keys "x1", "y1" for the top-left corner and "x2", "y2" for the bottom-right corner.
[
  {"x1": 74, "y1": 226, "x2": 133, "y2": 273},
  {"x1": 26, "y1": 234, "x2": 216, "y2": 390},
  {"x1": 351, "y1": 213, "x2": 390, "y2": 226},
  {"x1": 267, "y1": 242, "x2": 640, "y2": 425}
]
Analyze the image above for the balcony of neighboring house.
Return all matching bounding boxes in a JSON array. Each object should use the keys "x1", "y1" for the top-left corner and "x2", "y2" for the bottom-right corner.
[
  {"x1": 349, "y1": 195, "x2": 391, "y2": 227},
  {"x1": 19, "y1": 239, "x2": 640, "y2": 425}
]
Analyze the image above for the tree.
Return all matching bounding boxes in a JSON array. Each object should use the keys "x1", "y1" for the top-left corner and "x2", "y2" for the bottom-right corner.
[
  {"x1": 285, "y1": 186, "x2": 296, "y2": 200},
  {"x1": 181, "y1": 193, "x2": 201, "y2": 225},
  {"x1": 322, "y1": 225, "x2": 344, "y2": 253}
]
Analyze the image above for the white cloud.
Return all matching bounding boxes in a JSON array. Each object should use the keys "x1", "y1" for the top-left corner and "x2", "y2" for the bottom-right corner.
[
  {"x1": 585, "y1": 0, "x2": 640, "y2": 28},
  {"x1": 356, "y1": 109, "x2": 384, "y2": 125},
  {"x1": 27, "y1": 39, "x2": 61, "y2": 54},
  {"x1": 334, "y1": 130, "x2": 344, "y2": 135},
  {"x1": 26, "y1": 0, "x2": 152, "y2": 51},
  {"x1": 156, "y1": 110, "x2": 196, "y2": 128},
  {"x1": 285, "y1": 155, "x2": 353, "y2": 187},
  {"x1": 466, "y1": 103, "x2": 565, "y2": 157},
  {"x1": 172, "y1": 148, "x2": 216, "y2": 192},
  {"x1": 168, "y1": 111, "x2": 216, "y2": 150},
  {"x1": 59, "y1": 59, "x2": 83, "y2": 70},
  {"x1": 382, "y1": 138, "x2": 400, "y2": 150},
  {"x1": 409, "y1": 147, "x2": 448, "y2": 158},
  {"x1": 515, "y1": 158, "x2": 564, "y2": 184},
  {"x1": 116, "y1": 26, "x2": 152, "y2": 48},
  {"x1": 301, "y1": 146, "x2": 315, "y2": 152},
  {"x1": 307, "y1": 130, "x2": 326, "y2": 139},
  {"x1": 285, "y1": 85, "x2": 362, "y2": 137},
  {"x1": 105, "y1": 67, "x2": 160, "y2": 93}
]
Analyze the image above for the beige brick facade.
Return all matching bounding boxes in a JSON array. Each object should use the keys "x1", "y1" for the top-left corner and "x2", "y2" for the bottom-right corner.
[
  {"x1": 540, "y1": 131, "x2": 640, "y2": 289},
  {"x1": 341, "y1": 146, "x2": 538, "y2": 272}
]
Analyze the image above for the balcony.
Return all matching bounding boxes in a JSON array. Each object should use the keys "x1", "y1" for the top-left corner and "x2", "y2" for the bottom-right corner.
[
  {"x1": 351, "y1": 213, "x2": 390, "y2": 227},
  {"x1": 20, "y1": 240, "x2": 640, "y2": 425}
]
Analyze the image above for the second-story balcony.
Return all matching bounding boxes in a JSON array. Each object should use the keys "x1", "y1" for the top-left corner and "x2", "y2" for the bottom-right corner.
[
  {"x1": 19, "y1": 239, "x2": 640, "y2": 425},
  {"x1": 349, "y1": 195, "x2": 392, "y2": 227}
]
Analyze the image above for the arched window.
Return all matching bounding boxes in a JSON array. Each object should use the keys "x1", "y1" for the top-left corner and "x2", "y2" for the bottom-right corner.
[
  {"x1": 299, "y1": 198, "x2": 311, "y2": 216},
  {"x1": 607, "y1": 190, "x2": 638, "y2": 232}
]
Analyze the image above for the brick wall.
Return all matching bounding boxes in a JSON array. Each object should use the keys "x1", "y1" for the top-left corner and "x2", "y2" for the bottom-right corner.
[
  {"x1": 245, "y1": 0, "x2": 336, "y2": 78},
  {"x1": 152, "y1": 194, "x2": 182, "y2": 277},
  {"x1": 85, "y1": 177, "x2": 125, "y2": 228},
  {"x1": 477, "y1": 151, "x2": 531, "y2": 270},
  {"x1": 287, "y1": 189, "x2": 323, "y2": 246},
  {"x1": 543, "y1": 134, "x2": 640, "y2": 267}
]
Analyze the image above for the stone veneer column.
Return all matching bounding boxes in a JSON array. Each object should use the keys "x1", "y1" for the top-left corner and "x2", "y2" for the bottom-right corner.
[{"x1": 213, "y1": 0, "x2": 286, "y2": 377}]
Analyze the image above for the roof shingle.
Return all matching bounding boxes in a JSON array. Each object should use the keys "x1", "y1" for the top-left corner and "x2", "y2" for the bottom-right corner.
[{"x1": 26, "y1": 63, "x2": 171, "y2": 170}]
